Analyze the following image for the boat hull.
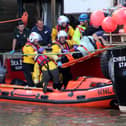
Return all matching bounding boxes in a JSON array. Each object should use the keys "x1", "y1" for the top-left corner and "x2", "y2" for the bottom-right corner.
[
  {"x1": 0, "y1": 83, "x2": 116, "y2": 108},
  {"x1": 104, "y1": 46, "x2": 126, "y2": 111}
]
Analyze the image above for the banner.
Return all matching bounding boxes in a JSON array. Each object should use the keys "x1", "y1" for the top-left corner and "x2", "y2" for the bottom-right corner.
[{"x1": 63, "y1": 0, "x2": 113, "y2": 14}]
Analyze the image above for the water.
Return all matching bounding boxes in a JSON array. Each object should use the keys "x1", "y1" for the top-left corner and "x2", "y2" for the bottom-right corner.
[{"x1": 0, "y1": 102, "x2": 125, "y2": 126}]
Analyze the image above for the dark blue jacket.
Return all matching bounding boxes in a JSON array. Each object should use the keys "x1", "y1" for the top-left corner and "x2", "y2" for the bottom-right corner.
[{"x1": 31, "y1": 25, "x2": 51, "y2": 46}]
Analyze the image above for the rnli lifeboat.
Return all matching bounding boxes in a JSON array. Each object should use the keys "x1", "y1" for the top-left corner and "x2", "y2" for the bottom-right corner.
[
  {"x1": 0, "y1": 76, "x2": 116, "y2": 108},
  {"x1": 0, "y1": 37, "x2": 117, "y2": 108},
  {"x1": 0, "y1": 50, "x2": 117, "y2": 108}
]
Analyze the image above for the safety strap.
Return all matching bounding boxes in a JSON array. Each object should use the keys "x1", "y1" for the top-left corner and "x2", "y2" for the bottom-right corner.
[
  {"x1": 88, "y1": 37, "x2": 97, "y2": 49},
  {"x1": 79, "y1": 45, "x2": 91, "y2": 55}
]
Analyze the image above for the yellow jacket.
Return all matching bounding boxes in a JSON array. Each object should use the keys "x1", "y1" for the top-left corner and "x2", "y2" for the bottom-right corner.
[
  {"x1": 51, "y1": 25, "x2": 74, "y2": 42},
  {"x1": 22, "y1": 42, "x2": 38, "y2": 64}
]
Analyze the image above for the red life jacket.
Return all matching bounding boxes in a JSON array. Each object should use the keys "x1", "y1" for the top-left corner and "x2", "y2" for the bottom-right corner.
[
  {"x1": 35, "y1": 55, "x2": 50, "y2": 67},
  {"x1": 56, "y1": 24, "x2": 71, "y2": 40},
  {"x1": 22, "y1": 42, "x2": 40, "y2": 53},
  {"x1": 54, "y1": 41, "x2": 70, "y2": 51}
]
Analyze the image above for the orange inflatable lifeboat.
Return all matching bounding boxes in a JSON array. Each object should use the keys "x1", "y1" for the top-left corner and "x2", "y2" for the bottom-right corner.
[
  {"x1": 0, "y1": 45, "x2": 117, "y2": 108},
  {"x1": 0, "y1": 76, "x2": 117, "y2": 108}
]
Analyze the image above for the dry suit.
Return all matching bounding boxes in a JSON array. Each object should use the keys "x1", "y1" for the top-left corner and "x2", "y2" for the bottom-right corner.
[{"x1": 22, "y1": 42, "x2": 39, "y2": 87}]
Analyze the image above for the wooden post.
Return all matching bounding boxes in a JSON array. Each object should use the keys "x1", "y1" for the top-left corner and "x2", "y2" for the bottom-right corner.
[
  {"x1": 110, "y1": 32, "x2": 112, "y2": 44},
  {"x1": 51, "y1": 0, "x2": 56, "y2": 27}
]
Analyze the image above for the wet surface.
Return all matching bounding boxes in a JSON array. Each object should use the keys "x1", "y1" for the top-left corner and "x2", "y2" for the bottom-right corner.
[{"x1": 0, "y1": 101, "x2": 125, "y2": 126}]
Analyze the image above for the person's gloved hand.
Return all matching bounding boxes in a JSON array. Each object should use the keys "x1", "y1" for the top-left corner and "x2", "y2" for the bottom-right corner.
[
  {"x1": 9, "y1": 50, "x2": 15, "y2": 54},
  {"x1": 38, "y1": 47, "x2": 45, "y2": 53},
  {"x1": 73, "y1": 45, "x2": 78, "y2": 50},
  {"x1": 57, "y1": 61, "x2": 62, "y2": 67},
  {"x1": 62, "y1": 49, "x2": 69, "y2": 53}
]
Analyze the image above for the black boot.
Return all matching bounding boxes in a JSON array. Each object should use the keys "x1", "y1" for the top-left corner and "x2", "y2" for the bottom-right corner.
[
  {"x1": 43, "y1": 82, "x2": 48, "y2": 93},
  {"x1": 53, "y1": 83, "x2": 62, "y2": 90}
]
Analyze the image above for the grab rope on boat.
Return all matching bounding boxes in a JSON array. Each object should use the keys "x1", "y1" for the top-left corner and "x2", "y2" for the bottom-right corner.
[{"x1": 0, "y1": 44, "x2": 125, "y2": 56}]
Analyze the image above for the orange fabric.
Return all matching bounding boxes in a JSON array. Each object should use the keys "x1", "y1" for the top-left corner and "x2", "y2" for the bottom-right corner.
[
  {"x1": 65, "y1": 54, "x2": 75, "y2": 61},
  {"x1": 22, "y1": 11, "x2": 28, "y2": 26},
  {"x1": 96, "y1": 41, "x2": 104, "y2": 49}
]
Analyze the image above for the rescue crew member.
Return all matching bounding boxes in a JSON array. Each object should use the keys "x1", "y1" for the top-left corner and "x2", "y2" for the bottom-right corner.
[
  {"x1": 31, "y1": 18, "x2": 51, "y2": 46},
  {"x1": 73, "y1": 13, "x2": 89, "y2": 45},
  {"x1": 22, "y1": 32, "x2": 42, "y2": 87},
  {"x1": 52, "y1": 30, "x2": 77, "y2": 89},
  {"x1": 51, "y1": 15, "x2": 74, "y2": 42},
  {"x1": 34, "y1": 49, "x2": 60, "y2": 93},
  {"x1": 52, "y1": 30, "x2": 77, "y2": 54},
  {"x1": 10, "y1": 20, "x2": 30, "y2": 54}
]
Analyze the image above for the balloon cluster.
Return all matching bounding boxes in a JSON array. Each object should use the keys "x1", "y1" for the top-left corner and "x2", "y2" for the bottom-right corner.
[{"x1": 90, "y1": 7, "x2": 126, "y2": 33}]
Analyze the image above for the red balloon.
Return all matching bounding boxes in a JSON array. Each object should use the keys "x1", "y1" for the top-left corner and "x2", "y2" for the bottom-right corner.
[
  {"x1": 90, "y1": 10, "x2": 105, "y2": 27},
  {"x1": 101, "y1": 16, "x2": 117, "y2": 33},
  {"x1": 112, "y1": 7, "x2": 126, "y2": 25}
]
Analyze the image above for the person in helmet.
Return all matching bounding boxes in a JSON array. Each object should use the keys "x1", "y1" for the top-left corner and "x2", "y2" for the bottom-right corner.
[
  {"x1": 34, "y1": 49, "x2": 61, "y2": 93},
  {"x1": 22, "y1": 32, "x2": 42, "y2": 87},
  {"x1": 73, "y1": 13, "x2": 89, "y2": 44},
  {"x1": 52, "y1": 30, "x2": 77, "y2": 54},
  {"x1": 51, "y1": 15, "x2": 74, "y2": 42},
  {"x1": 51, "y1": 30, "x2": 77, "y2": 89}
]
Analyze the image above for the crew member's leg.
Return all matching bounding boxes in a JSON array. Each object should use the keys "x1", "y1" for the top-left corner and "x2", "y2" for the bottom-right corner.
[
  {"x1": 50, "y1": 68, "x2": 61, "y2": 89},
  {"x1": 42, "y1": 70, "x2": 51, "y2": 93},
  {"x1": 22, "y1": 63, "x2": 34, "y2": 87}
]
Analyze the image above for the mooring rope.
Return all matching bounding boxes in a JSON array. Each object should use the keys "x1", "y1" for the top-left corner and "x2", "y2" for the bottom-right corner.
[{"x1": 0, "y1": 18, "x2": 21, "y2": 24}]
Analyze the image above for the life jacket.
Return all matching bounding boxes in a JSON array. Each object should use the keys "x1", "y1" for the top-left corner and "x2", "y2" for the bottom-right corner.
[
  {"x1": 77, "y1": 25, "x2": 86, "y2": 39},
  {"x1": 54, "y1": 41, "x2": 70, "y2": 51},
  {"x1": 35, "y1": 55, "x2": 50, "y2": 67},
  {"x1": 22, "y1": 42, "x2": 40, "y2": 53},
  {"x1": 56, "y1": 24, "x2": 71, "y2": 40}
]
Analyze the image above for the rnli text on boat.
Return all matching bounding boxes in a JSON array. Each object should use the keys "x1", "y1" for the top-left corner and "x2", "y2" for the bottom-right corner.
[{"x1": 98, "y1": 88, "x2": 113, "y2": 96}]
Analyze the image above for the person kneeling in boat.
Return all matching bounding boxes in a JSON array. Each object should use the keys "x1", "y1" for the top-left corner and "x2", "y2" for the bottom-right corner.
[
  {"x1": 34, "y1": 49, "x2": 60, "y2": 93},
  {"x1": 22, "y1": 32, "x2": 42, "y2": 87},
  {"x1": 51, "y1": 30, "x2": 77, "y2": 89}
]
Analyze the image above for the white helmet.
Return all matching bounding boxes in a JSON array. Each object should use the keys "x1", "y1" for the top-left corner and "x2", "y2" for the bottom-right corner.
[
  {"x1": 57, "y1": 30, "x2": 68, "y2": 40},
  {"x1": 29, "y1": 32, "x2": 42, "y2": 43},
  {"x1": 57, "y1": 15, "x2": 69, "y2": 25}
]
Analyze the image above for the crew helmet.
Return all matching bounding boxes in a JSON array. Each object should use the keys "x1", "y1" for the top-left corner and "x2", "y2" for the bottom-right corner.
[
  {"x1": 57, "y1": 30, "x2": 68, "y2": 40},
  {"x1": 78, "y1": 13, "x2": 89, "y2": 22},
  {"x1": 29, "y1": 32, "x2": 42, "y2": 43},
  {"x1": 58, "y1": 15, "x2": 69, "y2": 25}
]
